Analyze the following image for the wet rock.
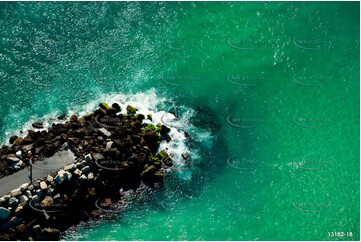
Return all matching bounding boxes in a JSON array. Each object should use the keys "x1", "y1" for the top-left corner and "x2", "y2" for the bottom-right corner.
[
  {"x1": 90, "y1": 210, "x2": 101, "y2": 218},
  {"x1": 165, "y1": 134, "x2": 172, "y2": 142},
  {"x1": 160, "y1": 125, "x2": 171, "y2": 135},
  {"x1": 182, "y1": 152, "x2": 189, "y2": 160},
  {"x1": 99, "y1": 102, "x2": 110, "y2": 110},
  {"x1": 112, "y1": 103, "x2": 121, "y2": 113},
  {"x1": 32, "y1": 122, "x2": 43, "y2": 129},
  {"x1": 9, "y1": 135, "x2": 19, "y2": 144},
  {"x1": 22, "y1": 136, "x2": 33, "y2": 145},
  {"x1": 147, "y1": 114, "x2": 152, "y2": 121},
  {"x1": 70, "y1": 115, "x2": 78, "y2": 122},
  {"x1": 126, "y1": 105, "x2": 138, "y2": 114},
  {"x1": 57, "y1": 114, "x2": 67, "y2": 120}
]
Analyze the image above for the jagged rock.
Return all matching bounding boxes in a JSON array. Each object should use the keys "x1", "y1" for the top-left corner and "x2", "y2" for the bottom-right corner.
[
  {"x1": 19, "y1": 195, "x2": 29, "y2": 206},
  {"x1": 32, "y1": 225, "x2": 42, "y2": 240},
  {"x1": 99, "y1": 102, "x2": 110, "y2": 110},
  {"x1": 22, "y1": 136, "x2": 33, "y2": 145},
  {"x1": 7, "y1": 157, "x2": 20, "y2": 167},
  {"x1": 10, "y1": 216, "x2": 23, "y2": 225},
  {"x1": 112, "y1": 103, "x2": 121, "y2": 113},
  {"x1": 31, "y1": 195, "x2": 40, "y2": 203},
  {"x1": 182, "y1": 152, "x2": 189, "y2": 160},
  {"x1": 160, "y1": 125, "x2": 171, "y2": 135},
  {"x1": 15, "y1": 204, "x2": 23, "y2": 214},
  {"x1": 106, "y1": 141, "x2": 113, "y2": 150},
  {"x1": 0, "y1": 207, "x2": 11, "y2": 219},
  {"x1": 98, "y1": 128, "x2": 111, "y2": 137},
  {"x1": 90, "y1": 210, "x2": 101, "y2": 218},
  {"x1": 15, "y1": 150, "x2": 22, "y2": 159},
  {"x1": 25, "y1": 190, "x2": 32, "y2": 199},
  {"x1": 40, "y1": 181, "x2": 47, "y2": 190},
  {"x1": 9, "y1": 197, "x2": 19, "y2": 207},
  {"x1": 73, "y1": 169, "x2": 82, "y2": 176},
  {"x1": 15, "y1": 224, "x2": 26, "y2": 233},
  {"x1": 40, "y1": 196, "x2": 54, "y2": 207},
  {"x1": 64, "y1": 163, "x2": 75, "y2": 172},
  {"x1": 58, "y1": 114, "x2": 67, "y2": 120},
  {"x1": 32, "y1": 122, "x2": 43, "y2": 129},
  {"x1": 46, "y1": 175, "x2": 53, "y2": 183},
  {"x1": 84, "y1": 154, "x2": 92, "y2": 162},
  {"x1": 88, "y1": 173, "x2": 94, "y2": 180},
  {"x1": 41, "y1": 228, "x2": 60, "y2": 241},
  {"x1": 165, "y1": 134, "x2": 172, "y2": 142},
  {"x1": 70, "y1": 115, "x2": 78, "y2": 122},
  {"x1": 126, "y1": 105, "x2": 138, "y2": 113},
  {"x1": 11, "y1": 187, "x2": 22, "y2": 197},
  {"x1": 147, "y1": 114, "x2": 152, "y2": 121},
  {"x1": 81, "y1": 166, "x2": 91, "y2": 174},
  {"x1": 9, "y1": 135, "x2": 19, "y2": 144}
]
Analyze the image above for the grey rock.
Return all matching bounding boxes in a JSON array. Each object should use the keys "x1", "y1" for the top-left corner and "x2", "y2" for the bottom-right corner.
[
  {"x1": 40, "y1": 181, "x2": 47, "y2": 190},
  {"x1": 99, "y1": 128, "x2": 111, "y2": 137}
]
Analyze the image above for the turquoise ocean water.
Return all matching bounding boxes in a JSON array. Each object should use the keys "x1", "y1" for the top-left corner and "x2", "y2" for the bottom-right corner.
[{"x1": 0, "y1": 2, "x2": 359, "y2": 240}]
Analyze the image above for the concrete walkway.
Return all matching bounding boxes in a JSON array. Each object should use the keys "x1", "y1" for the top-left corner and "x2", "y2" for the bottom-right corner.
[{"x1": 0, "y1": 150, "x2": 76, "y2": 196}]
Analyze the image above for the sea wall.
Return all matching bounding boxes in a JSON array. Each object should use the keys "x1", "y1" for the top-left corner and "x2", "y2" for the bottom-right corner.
[{"x1": 0, "y1": 102, "x2": 183, "y2": 240}]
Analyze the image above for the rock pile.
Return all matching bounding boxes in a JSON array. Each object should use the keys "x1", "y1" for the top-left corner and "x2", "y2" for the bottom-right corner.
[{"x1": 0, "y1": 102, "x2": 182, "y2": 240}]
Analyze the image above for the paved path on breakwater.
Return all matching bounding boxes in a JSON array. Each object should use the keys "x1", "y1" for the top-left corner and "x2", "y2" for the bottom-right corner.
[{"x1": 0, "y1": 150, "x2": 76, "y2": 196}]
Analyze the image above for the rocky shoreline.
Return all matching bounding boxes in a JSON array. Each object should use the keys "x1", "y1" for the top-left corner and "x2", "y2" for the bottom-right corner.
[{"x1": 0, "y1": 102, "x2": 186, "y2": 240}]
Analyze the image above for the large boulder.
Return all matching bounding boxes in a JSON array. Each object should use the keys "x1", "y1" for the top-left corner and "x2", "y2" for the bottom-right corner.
[{"x1": 0, "y1": 207, "x2": 10, "y2": 220}]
